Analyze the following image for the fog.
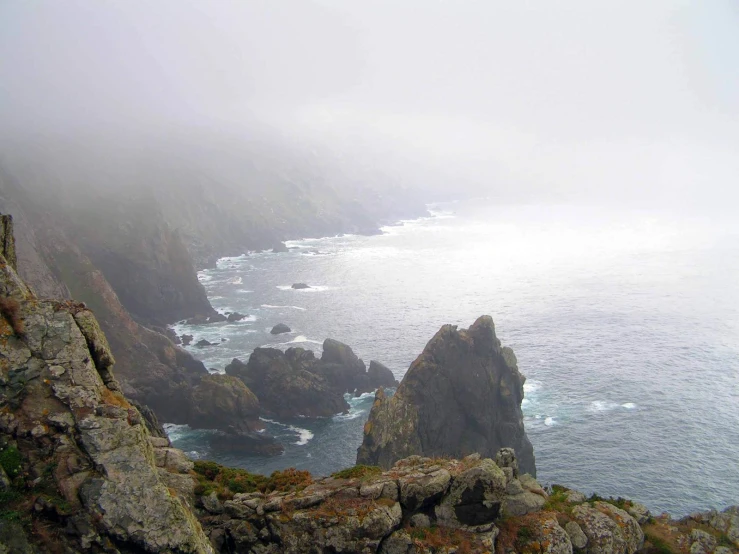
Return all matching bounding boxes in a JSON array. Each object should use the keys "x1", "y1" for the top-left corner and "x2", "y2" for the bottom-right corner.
[{"x1": 1, "y1": 0, "x2": 738, "y2": 209}]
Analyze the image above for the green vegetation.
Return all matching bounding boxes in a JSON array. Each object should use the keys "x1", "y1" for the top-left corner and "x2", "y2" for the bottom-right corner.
[
  {"x1": 587, "y1": 492, "x2": 631, "y2": 510},
  {"x1": 193, "y1": 460, "x2": 313, "y2": 499},
  {"x1": 543, "y1": 484, "x2": 572, "y2": 512},
  {"x1": 517, "y1": 525, "x2": 534, "y2": 542},
  {"x1": 0, "y1": 444, "x2": 22, "y2": 478},
  {"x1": 409, "y1": 525, "x2": 476, "y2": 554},
  {"x1": 330, "y1": 465, "x2": 382, "y2": 480},
  {"x1": 644, "y1": 531, "x2": 678, "y2": 554}
]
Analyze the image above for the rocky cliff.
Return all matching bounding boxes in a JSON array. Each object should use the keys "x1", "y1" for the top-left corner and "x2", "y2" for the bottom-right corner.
[
  {"x1": 357, "y1": 316, "x2": 536, "y2": 475},
  {"x1": 0, "y1": 214, "x2": 213, "y2": 553},
  {"x1": 0, "y1": 179, "x2": 280, "y2": 454}
]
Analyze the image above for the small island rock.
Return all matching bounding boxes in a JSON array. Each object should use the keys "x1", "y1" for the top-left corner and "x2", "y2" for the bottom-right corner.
[{"x1": 270, "y1": 323, "x2": 292, "y2": 335}]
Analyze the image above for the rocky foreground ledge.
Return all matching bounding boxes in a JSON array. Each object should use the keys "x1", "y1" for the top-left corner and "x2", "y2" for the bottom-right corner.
[{"x1": 184, "y1": 448, "x2": 738, "y2": 554}]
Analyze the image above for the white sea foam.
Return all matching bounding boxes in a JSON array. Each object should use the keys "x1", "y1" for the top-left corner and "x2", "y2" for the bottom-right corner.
[
  {"x1": 163, "y1": 423, "x2": 191, "y2": 442},
  {"x1": 237, "y1": 289, "x2": 254, "y2": 294},
  {"x1": 230, "y1": 315, "x2": 257, "y2": 323},
  {"x1": 333, "y1": 411, "x2": 364, "y2": 421},
  {"x1": 229, "y1": 276, "x2": 243, "y2": 285},
  {"x1": 198, "y1": 273, "x2": 213, "y2": 282},
  {"x1": 261, "y1": 304, "x2": 307, "y2": 311},
  {"x1": 260, "y1": 418, "x2": 314, "y2": 445},
  {"x1": 286, "y1": 335, "x2": 322, "y2": 345},
  {"x1": 523, "y1": 380, "x2": 542, "y2": 394},
  {"x1": 588, "y1": 400, "x2": 619, "y2": 413},
  {"x1": 621, "y1": 402, "x2": 637, "y2": 410},
  {"x1": 544, "y1": 417, "x2": 556, "y2": 426}
]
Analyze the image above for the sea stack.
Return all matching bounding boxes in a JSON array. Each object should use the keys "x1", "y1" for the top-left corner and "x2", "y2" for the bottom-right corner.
[{"x1": 356, "y1": 315, "x2": 536, "y2": 475}]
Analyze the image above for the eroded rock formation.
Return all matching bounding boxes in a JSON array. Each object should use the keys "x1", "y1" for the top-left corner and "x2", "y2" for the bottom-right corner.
[
  {"x1": 357, "y1": 315, "x2": 536, "y2": 475},
  {"x1": 225, "y1": 341, "x2": 399, "y2": 419}
]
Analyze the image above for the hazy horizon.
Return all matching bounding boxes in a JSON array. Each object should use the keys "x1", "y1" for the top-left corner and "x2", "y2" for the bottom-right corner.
[{"x1": 1, "y1": 0, "x2": 738, "y2": 210}]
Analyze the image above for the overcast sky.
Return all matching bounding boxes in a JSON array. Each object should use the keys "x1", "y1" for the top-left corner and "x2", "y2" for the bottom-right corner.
[{"x1": 1, "y1": 0, "x2": 738, "y2": 207}]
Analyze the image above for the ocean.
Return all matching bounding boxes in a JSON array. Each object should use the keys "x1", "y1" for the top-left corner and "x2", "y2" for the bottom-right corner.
[{"x1": 169, "y1": 200, "x2": 739, "y2": 516}]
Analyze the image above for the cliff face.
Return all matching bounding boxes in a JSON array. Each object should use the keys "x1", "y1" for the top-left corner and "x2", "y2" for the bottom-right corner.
[
  {"x1": 357, "y1": 316, "x2": 536, "y2": 475},
  {"x1": 0, "y1": 214, "x2": 213, "y2": 553},
  {"x1": 64, "y1": 196, "x2": 217, "y2": 325},
  {"x1": 0, "y1": 194, "x2": 278, "y2": 453}
]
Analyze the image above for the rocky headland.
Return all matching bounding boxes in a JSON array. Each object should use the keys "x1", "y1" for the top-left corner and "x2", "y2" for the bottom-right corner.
[
  {"x1": 1, "y1": 217, "x2": 737, "y2": 554},
  {"x1": 357, "y1": 316, "x2": 536, "y2": 475}
]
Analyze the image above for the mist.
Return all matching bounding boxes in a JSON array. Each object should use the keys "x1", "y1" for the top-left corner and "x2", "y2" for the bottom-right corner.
[{"x1": 1, "y1": 0, "x2": 738, "y2": 210}]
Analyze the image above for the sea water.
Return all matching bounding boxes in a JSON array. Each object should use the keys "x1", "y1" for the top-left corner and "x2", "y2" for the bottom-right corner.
[{"x1": 169, "y1": 201, "x2": 739, "y2": 516}]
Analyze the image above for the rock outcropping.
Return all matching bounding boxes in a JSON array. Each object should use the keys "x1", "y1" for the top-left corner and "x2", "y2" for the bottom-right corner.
[
  {"x1": 357, "y1": 316, "x2": 536, "y2": 475},
  {"x1": 225, "y1": 341, "x2": 398, "y2": 419},
  {"x1": 0, "y1": 197, "x2": 278, "y2": 454},
  {"x1": 0, "y1": 214, "x2": 213, "y2": 553}
]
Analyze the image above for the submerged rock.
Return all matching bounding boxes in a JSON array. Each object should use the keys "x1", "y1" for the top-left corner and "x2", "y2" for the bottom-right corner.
[
  {"x1": 356, "y1": 315, "x2": 536, "y2": 475},
  {"x1": 270, "y1": 322, "x2": 292, "y2": 334},
  {"x1": 196, "y1": 339, "x2": 214, "y2": 347},
  {"x1": 291, "y1": 282, "x2": 310, "y2": 289}
]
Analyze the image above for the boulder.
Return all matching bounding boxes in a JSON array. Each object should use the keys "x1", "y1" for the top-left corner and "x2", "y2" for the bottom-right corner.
[
  {"x1": 181, "y1": 334, "x2": 193, "y2": 345},
  {"x1": 517, "y1": 515, "x2": 574, "y2": 554},
  {"x1": 227, "y1": 312, "x2": 247, "y2": 322},
  {"x1": 565, "y1": 520, "x2": 589, "y2": 550},
  {"x1": 195, "y1": 339, "x2": 213, "y2": 347},
  {"x1": 291, "y1": 283, "x2": 310, "y2": 289},
  {"x1": 357, "y1": 316, "x2": 536, "y2": 474},
  {"x1": 270, "y1": 323, "x2": 292, "y2": 335},
  {"x1": 434, "y1": 457, "x2": 506, "y2": 527},
  {"x1": 572, "y1": 502, "x2": 644, "y2": 554},
  {"x1": 272, "y1": 242, "x2": 289, "y2": 253}
]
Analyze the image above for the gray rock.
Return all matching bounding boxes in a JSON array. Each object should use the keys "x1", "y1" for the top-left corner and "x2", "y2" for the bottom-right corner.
[
  {"x1": 410, "y1": 513, "x2": 431, "y2": 528},
  {"x1": 502, "y1": 490, "x2": 546, "y2": 516},
  {"x1": 435, "y1": 457, "x2": 506, "y2": 528},
  {"x1": 566, "y1": 490, "x2": 588, "y2": 503},
  {"x1": 496, "y1": 447, "x2": 519, "y2": 478},
  {"x1": 291, "y1": 283, "x2": 310, "y2": 289},
  {"x1": 572, "y1": 502, "x2": 644, "y2": 554},
  {"x1": 522, "y1": 516, "x2": 573, "y2": 554},
  {"x1": 379, "y1": 530, "x2": 413, "y2": 554},
  {"x1": 565, "y1": 520, "x2": 589, "y2": 550},
  {"x1": 627, "y1": 501, "x2": 650, "y2": 524},
  {"x1": 201, "y1": 491, "x2": 224, "y2": 514},
  {"x1": 357, "y1": 316, "x2": 536, "y2": 475},
  {"x1": 399, "y1": 468, "x2": 451, "y2": 511},
  {"x1": 690, "y1": 529, "x2": 717, "y2": 554},
  {"x1": 270, "y1": 323, "x2": 291, "y2": 335}
]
